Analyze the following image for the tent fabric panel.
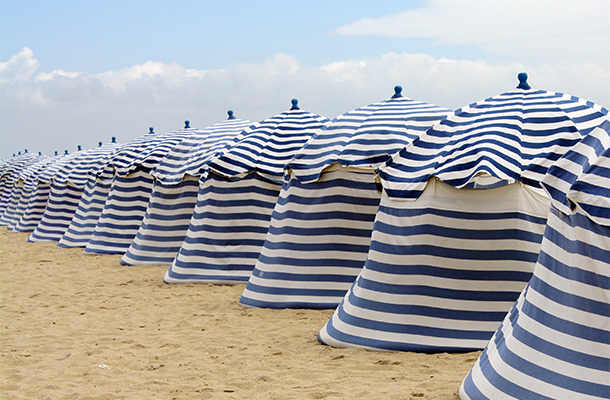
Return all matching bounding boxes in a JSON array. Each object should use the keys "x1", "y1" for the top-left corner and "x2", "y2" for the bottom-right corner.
[
  {"x1": 460, "y1": 207, "x2": 610, "y2": 400},
  {"x1": 318, "y1": 178, "x2": 550, "y2": 352},
  {"x1": 13, "y1": 182, "x2": 51, "y2": 232},
  {"x1": 120, "y1": 175, "x2": 200, "y2": 266},
  {"x1": 28, "y1": 182, "x2": 84, "y2": 242},
  {"x1": 57, "y1": 178, "x2": 112, "y2": 248},
  {"x1": 164, "y1": 172, "x2": 281, "y2": 284},
  {"x1": 83, "y1": 170, "x2": 153, "y2": 255},
  {"x1": 239, "y1": 166, "x2": 381, "y2": 309}
]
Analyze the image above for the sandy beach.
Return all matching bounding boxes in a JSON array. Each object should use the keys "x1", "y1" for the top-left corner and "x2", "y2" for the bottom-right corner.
[{"x1": 0, "y1": 229, "x2": 480, "y2": 399}]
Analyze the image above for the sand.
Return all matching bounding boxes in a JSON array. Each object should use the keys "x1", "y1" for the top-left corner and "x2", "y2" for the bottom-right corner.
[{"x1": 0, "y1": 229, "x2": 480, "y2": 399}]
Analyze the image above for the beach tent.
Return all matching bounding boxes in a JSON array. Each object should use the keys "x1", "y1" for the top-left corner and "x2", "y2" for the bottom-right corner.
[
  {"x1": 0, "y1": 150, "x2": 44, "y2": 216},
  {"x1": 460, "y1": 118, "x2": 610, "y2": 400},
  {"x1": 11, "y1": 150, "x2": 77, "y2": 233},
  {"x1": 164, "y1": 100, "x2": 330, "y2": 284},
  {"x1": 119, "y1": 112, "x2": 253, "y2": 266},
  {"x1": 83, "y1": 124, "x2": 196, "y2": 255},
  {"x1": 318, "y1": 73, "x2": 609, "y2": 352},
  {"x1": 28, "y1": 139, "x2": 122, "y2": 242},
  {"x1": 0, "y1": 153, "x2": 52, "y2": 227},
  {"x1": 238, "y1": 87, "x2": 451, "y2": 309}
]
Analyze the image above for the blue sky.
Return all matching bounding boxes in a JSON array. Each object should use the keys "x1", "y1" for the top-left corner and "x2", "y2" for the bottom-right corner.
[{"x1": 1, "y1": 0, "x2": 609, "y2": 158}]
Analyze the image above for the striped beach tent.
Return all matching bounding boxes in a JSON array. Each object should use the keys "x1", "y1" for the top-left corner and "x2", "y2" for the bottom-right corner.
[
  {"x1": 165, "y1": 99, "x2": 330, "y2": 284},
  {"x1": 239, "y1": 87, "x2": 451, "y2": 309},
  {"x1": 28, "y1": 139, "x2": 122, "y2": 242},
  {"x1": 318, "y1": 73, "x2": 609, "y2": 351},
  {"x1": 460, "y1": 118, "x2": 610, "y2": 400},
  {"x1": 0, "y1": 153, "x2": 52, "y2": 227},
  {"x1": 12, "y1": 150, "x2": 76, "y2": 233},
  {"x1": 119, "y1": 112, "x2": 253, "y2": 266},
  {"x1": 0, "y1": 150, "x2": 44, "y2": 216},
  {"x1": 83, "y1": 124, "x2": 196, "y2": 255}
]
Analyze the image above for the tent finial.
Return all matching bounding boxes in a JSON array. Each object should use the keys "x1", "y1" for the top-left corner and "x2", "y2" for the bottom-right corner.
[
  {"x1": 98, "y1": 141, "x2": 103, "y2": 147},
  {"x1": 291, "y1": 99, "x2": 299, "y2": 110},
  {"x1": 517, "y1": 72, "x2": 531, "y2": 90},
  {"x1": 227, "y1": 110, "x2": 235, "y2": 120},
  {"x1": 184, "y1": 120, "x2": 190, "y2": 129},
  {"x1": 77, "y1": 145, "x2": 82, "y2": 151},
  {"x1": 149, "y1": 127, "x2": 154, "y2": 134},
  {"x1": 392, "y1": 86, "x2": 403, "y2": 98},
  {"x1": 111, "y1": 136, "x2": 117, "y2": 143},
  {"x1": 54, "y1": 151, "x2": 58, "y2": 156},
  {"x1": 64, "y1": 150, "x2": 69, "y2": 155}
]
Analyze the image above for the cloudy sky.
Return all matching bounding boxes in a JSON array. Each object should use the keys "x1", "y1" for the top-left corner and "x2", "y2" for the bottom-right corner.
[{"x1": 1, "y1": 0, "x2": 608, "y2": 159}]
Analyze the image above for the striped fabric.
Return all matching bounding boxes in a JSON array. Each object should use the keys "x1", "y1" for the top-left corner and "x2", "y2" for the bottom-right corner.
[
  {"x1": 28, "y1": 141, "x2": 122, "y2": 242},
  {"x1": 318, "y1": 178, "x2": 550, "y2": 351},
  {"x1": 119, "y1": 175, "x2": 200, "y2": 265},
  {"x1": 83, "y1": 127, "x2": 195, "y2": 255},
  {"x1": 57, "y1": 177, "x2": 112, "y2": 248},
  {"x1": 165, "y1": 172, "x2": 281, "y2": 283},
  {"x1": 10, "y1": 152, "x2": 73, "y2": 232},
  {"x1": 1, "y1": 155, "x2": 52, "y2": 226},
  {"x1": 165, "y1": 104, "x2": 330, "y2": 283},
  {"x1": 239, "y1": 165, "x2": 382, "y2": 308},
  {"x1": 239, "y1": 89, "x2": 450, "y2": 308},
  {"x1": 83, "y1": 168, "x2": 154, "y2": 254},
  {"x1": 120, "y1": 116, "x2": 253, "y2": 266},
  {"x1": 318, "y1": 77, "x2": 609, "y2": 351},
  {"x1": 13, "y1": 181, "x2": 52, "y2": 232},
  {"x1": 152, "y1": 116, "x2": 254, "y2": 185},
  {"x1": 460, "y1": 118, "x2": 610, "y2": 400},
  {"x1": 0, "y1": 152, "x2": 45, "y2": 216},
  {"x1": 289, "y1": 88, "x2": 451, "y2": 184},
  {"x1": 379, "y1": 87, "x2": 608, "y2": 199},
  {"x1": 27, "y1": 182, "x2": 84, "y2": 242}
]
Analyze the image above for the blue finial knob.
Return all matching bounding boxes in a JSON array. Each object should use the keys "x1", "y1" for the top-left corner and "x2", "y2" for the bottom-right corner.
[
  {"x1": 149, "y1": 127, "x2": 154, "y2": 134},
  {"x1": 392, "y1": 86, "x2": 403, "y2": 98},
  {"x1": 64, "y1": 150, "x2": 69, "y2": 155},
  {"x1": 24, "y1": 149, "x2": 28, "y2": 153},
  {"x1": 517, "y1": 72, "x2": 531, "y2": 90},
  {"x1": 184, "y1": 120, "x2": 190, "y2": 129},
  {"x1": 54, "y1": 151, "x2": 58, "y2": 156},
  {"x1": 290, "y1": 99, "x2": 299, "y2": 110},
  {"x1": 18, "y1": 151, "x2": 21, "y2": 155},
  {"x1": 77, "y1": 145, "x2": 82, "y2": 151},
  {"x1": 227, "y1": 110, "x2": 235, "y2": 120},
  {"x1": 38, "y1": 151, "x2": 42, "y2": 155},
  {"x1": 111, "y1": 136, "x2": 116, "y2": 143},
  {"x1": 98, "y1": 141, "x2": 103, "y2": 147}
]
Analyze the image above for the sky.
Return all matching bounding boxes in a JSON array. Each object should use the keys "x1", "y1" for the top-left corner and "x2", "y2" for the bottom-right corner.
[{"x1": 1, "y1": 0, "x2": 609, "y2": 159}]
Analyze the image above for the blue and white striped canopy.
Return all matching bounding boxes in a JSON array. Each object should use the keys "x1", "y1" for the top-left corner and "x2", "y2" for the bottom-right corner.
[
  {"x1": 460, "y1": 118, "x2": 610, "y2": 400},
  {"x1": 289, "y1": 87, "x2": 451, "y2": 183},
  {"x1": 103, "y1": 125, "x2": 197, "y2": 179},
  {"x1": 318, "y1": 74, "x2": 609, "y2": 352},
  {"x1": 379, "y1": 75, "x2": 609, "y2": 200},
  {"x1": 152, "y1": 113, "x2": 254, "y2": 185},
  {"x1": 208, "y1": 102, "x2": 331, "y2": 183},
  {"x1": 52, "y1": 139, "x2": 123, "y2": 186}
]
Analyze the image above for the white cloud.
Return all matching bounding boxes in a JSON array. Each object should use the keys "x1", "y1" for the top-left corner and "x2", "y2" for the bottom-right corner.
[
  {"x1": 332, "y1": 0, "x2": 610, "y2": 67},
  {"x1": 0, "y1": 47, "x2": 41, "y2": 83},
  {"x1": 1, "y1": 49, "x2": 608, "y2": 159}
]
